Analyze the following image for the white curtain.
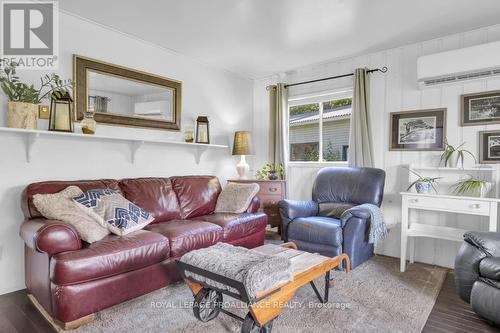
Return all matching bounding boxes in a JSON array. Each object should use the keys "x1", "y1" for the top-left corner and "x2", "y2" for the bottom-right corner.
[
  {"x1": 268, "y1": 83, "x2": 289, "y2": 176},
  {"x1": 348, "y1": 68, "x2": 374, "y2": 167}
]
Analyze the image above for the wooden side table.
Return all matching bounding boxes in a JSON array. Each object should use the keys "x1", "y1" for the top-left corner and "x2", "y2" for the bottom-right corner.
[{"x1": 228, "y1": 179, "x2": 286, "y2": 234}]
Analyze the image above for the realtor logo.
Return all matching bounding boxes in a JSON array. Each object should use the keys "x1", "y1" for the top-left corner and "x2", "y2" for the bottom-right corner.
[{"x1": 1, "y1": 1, "x2": 58, "y2": 69}]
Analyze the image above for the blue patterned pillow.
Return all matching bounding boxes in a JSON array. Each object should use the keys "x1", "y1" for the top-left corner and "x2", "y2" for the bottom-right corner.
[{"x1": 73, "y1": 189, "x2": 154, "y2": 235}]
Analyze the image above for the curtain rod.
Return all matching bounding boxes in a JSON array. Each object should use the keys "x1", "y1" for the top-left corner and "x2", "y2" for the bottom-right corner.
[{"x1": 283, "y1": 66, "x2": 388, "y2": 88}]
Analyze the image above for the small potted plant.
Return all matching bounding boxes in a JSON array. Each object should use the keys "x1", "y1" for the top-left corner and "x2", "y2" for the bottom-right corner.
[
  {"x1": 0, "y1": 63, "x2": 73, "y2": 129},
  {"x1": 450, "y1": 175, "x2": 493, "y2": 198},
  {"x1": 440, "y1": 140, "x2": 476, "y2": 168},
  {"x1": 407, "y1": 169, "x2": 441, "y2": 194},
  {"x1": 256, "y1": 163, "x2": 285, "y2": 180}
]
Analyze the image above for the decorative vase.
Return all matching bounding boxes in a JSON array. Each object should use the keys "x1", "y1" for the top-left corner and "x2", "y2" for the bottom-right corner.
[
  {"x1": 479, "y1": 182, "x2": 493, "y2": 198},
  {"x1": 415, "y1": 181, "x2": 433, "y2": 194},
  {"x1": 268, "y1": 171, "x2": 279, "y2": 180},
  {"x1": 80, "y1": 110, "x2": 96, "y2": 135},
  {"x1": 7, "y1": 101, "x2": 38, "y2": 129},
  {"x1": 446, "y1": 152, "x2": 458, "y2": 168}
]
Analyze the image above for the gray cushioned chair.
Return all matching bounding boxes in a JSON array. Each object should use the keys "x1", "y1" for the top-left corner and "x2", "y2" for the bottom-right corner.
[
  {"x1": 279, "y1": 167, "x2": 385, "y2": 269},
  {"x1": 455, "y1": 231, "x2": 500, "y2": 326}
]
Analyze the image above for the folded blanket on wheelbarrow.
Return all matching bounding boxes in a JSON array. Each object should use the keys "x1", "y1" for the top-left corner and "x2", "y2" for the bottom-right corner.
[{"x1": 180, "y1": 243, "x2": 293, "y2": 299}]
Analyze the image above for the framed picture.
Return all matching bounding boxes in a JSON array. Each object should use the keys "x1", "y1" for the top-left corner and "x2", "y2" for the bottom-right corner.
[
  {"x1": 461, "y1": 90, "x2": 500, "y2": 126},
  {"x1": 479, "y1": 130, "x2": 500, "y2": 163},
  {"x1": 389, "y1": 108, "x2": 446, "y2": 151}
]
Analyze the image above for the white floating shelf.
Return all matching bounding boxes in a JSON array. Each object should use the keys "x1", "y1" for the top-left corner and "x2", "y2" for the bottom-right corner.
[{"x1": 0, "y1": 127, "x2": 229, "y2": 164}]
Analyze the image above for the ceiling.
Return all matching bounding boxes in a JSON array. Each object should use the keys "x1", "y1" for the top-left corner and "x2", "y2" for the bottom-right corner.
[{"x1": 59, "y1": 0, "x2": 500, "y2": 79}]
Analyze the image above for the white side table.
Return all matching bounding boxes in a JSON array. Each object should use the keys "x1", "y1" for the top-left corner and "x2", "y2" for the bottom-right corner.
[{"x1": 400, "y1": 192, "x2": 500, "y2": 272}]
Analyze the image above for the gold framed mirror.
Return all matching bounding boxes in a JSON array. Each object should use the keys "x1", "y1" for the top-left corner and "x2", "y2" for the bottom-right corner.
[{"x1": 73, "y1": 55, "x2": 182, "y2": 130}]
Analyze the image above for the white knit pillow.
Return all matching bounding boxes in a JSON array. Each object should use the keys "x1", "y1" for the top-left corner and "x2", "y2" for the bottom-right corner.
[
  {"x1": 215, "y1": 182, "x2": 260, "y2": 213},
  {"x1": 32, "y1": 186, "x2": 110, "y2": 243}
]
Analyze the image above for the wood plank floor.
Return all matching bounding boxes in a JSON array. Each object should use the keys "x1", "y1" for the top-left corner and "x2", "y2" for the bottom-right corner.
[
  {"x1": 0, "y1": 289, "x2": 54, "y2": 333},
  {"x1": 0, "y1": 271, "x2": 498, "y2": 332},
  {"x1": 422, "y1": 272, "x2": 499, "y2": 333}
]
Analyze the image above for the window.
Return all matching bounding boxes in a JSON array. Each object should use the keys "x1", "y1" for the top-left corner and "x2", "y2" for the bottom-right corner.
[{"x1": 288, "y1": 91, "x2": 352, "y2": 162}]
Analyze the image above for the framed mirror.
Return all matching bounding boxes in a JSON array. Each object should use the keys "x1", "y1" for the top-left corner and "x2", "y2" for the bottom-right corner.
[{"x1": 74, "y1": 55, "x2": 182, "y2": 130}]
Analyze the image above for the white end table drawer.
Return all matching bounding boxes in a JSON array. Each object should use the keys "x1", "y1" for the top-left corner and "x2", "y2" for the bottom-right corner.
[{"x1": 406, "y1": 195, "x2": 490, "y2": 215}]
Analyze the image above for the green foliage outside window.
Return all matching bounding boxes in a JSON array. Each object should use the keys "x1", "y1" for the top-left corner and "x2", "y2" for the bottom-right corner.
[
  {"x1": 323, "y1": 98, "x2": 352, "y2": 110},
  {"x1": 323, "y1": 141, "x2": 341, "y2": 161},
  {"x1": 289, "y1": 103, "x2": 319, "y2": 116},
  {"x1": 289, "y1": 98, "x2": 352, "y2": 116}
]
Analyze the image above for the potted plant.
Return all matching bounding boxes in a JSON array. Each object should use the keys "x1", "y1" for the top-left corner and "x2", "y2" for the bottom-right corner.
[
  {"x1": 407, "y1": 169, "x2": 441, "y2": 194},
  {"x1": 440, "y1": 140, "x2": 476, "y2": 168},
  {"x1": 0, "y1": 63, "x2": 73, "y2": 129},
  {"x1": 450, "y1": 175, "x2": 493, "y2": 198},
  {"x1": 256, "y1": 163, "x2": 285, "y2": 180}
]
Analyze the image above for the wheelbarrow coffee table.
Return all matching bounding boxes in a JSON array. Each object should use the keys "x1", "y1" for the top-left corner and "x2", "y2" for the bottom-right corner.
[{"x1": 177, "y1": 242, "x2": 350, "y2": 333}]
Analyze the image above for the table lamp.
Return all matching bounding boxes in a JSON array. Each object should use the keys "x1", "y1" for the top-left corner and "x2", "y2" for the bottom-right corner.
[{"x1": 232, "y1": 131, "x2": 253, "y2": 179}]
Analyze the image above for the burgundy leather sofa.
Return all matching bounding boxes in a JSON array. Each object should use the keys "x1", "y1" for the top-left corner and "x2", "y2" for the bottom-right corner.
[{"x1": 19, "y1": 176, "x2": 267, "y2": 328}]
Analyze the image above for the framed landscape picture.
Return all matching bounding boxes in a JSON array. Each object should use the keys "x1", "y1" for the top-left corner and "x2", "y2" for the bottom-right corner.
[
  {"x1": 479, "y1": 130, "x2": 500, "y2": 163},
  {"x1": 389, "y1": 108, "x2": 446, "y2": 151},
  {"x1": 461, "y1": 90, "x2": 500, "y2": 126}
]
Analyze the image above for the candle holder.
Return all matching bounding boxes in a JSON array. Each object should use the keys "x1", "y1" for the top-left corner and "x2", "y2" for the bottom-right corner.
[
  {"x1": 195, "y1": 116, "x2": 210, "y2": 144},
  {"x1": 48, "y1": 92, "x2": 74, "y2": 133}
]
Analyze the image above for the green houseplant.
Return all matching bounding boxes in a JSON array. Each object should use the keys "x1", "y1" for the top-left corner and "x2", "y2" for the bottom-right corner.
[
  {"x1": 450, "y1": 175, "x2": 493, "y2": 198},
  {"x1": 0, "y1": 63, "x2": 73, "y2": 129},
  {"x1": 406, "y1": 168, "x2": 441, "y2": 194},
  {"x1": 440, "y1": 141, "x2": 476, "y2": 168},
  {"x1": 256, "y1": 163, "x2": 285, "y2": 180}
]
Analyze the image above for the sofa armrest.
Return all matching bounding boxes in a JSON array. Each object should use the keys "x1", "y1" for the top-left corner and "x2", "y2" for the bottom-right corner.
[
  {"x1": 340, "y1": 206, "x2": 371, "y2": 227},
  {"x1": 464, "y1": 231, "x2": 500, "y2": 257},
  {"x1": 19, "y1": 218, "x2": 82, "y2": 255},
  {"x1": 278, "y1": 200, "x2": 318, "y2": 241},
  {"x1": 278, "y1": 200, "x2": 318, "y2": 220},
  {"x1": 246, "y1": 196, "x2": 260, "y2": 213},
  {"x1": 479, "y1": 257, "x2": 500, "y2": 281},
  {"x1": 454, "y1": 231, "x2": 500, "y2": 303}
]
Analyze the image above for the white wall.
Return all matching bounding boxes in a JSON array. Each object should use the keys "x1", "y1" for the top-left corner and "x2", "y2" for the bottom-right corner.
[
  {"x1": 254, "y1": 24, "x2": 500, "y2": 268},
  {"x1": 0, "y1": 10, "x2": 253, "y2": 294}
]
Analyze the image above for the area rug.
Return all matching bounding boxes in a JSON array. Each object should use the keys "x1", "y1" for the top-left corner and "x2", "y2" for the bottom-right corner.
[{"x1": 62, "y1": 255, "x2": 446, "y2": 333}]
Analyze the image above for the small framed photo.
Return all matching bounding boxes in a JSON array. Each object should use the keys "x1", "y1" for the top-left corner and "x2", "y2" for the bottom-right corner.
[
  {"x1": 479, "y1": 130, "x2": 500, "y2": 163},
  {"x1": 390, "y1": 108, "x2": 446, "y2": 151},
  {"x1": 461, "y1": 90, "x2": 500, "y2": 126}
]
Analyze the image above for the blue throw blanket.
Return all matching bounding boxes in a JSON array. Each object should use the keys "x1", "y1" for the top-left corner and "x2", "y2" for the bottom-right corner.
[{"x1": 344, "y1": 203, "x2": 388, "y2": 244}]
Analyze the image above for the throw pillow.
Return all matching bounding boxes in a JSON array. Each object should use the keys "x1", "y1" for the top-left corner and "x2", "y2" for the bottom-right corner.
[
  {"x1": 73, "y1": 189, "x2": 154, "y2": 235},
  {"x1": 215, "y1": 182, "x2": 260, "y2": 213},
  {"x1": 318, "y1": 202, "x2": 355, "y2": 219},
  {"x1": 32, "y1": 186, "x2": 110, "y2": 243}
]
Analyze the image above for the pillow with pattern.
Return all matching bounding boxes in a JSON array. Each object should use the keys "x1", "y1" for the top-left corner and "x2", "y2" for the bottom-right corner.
[
  {"x1": 73, "y1": 189, "x2": 154, "y2": 236},
  {"x1": 32, "y1": 186, "x2": 110, "y2": 243}
]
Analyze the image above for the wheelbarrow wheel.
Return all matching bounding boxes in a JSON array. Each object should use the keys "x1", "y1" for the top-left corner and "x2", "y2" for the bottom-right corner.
[
  {"x1": 193, "y1": 288, "x2": 223, "y2": 322},
  {"x1": 241, "y1": 313, "x2": 273, "y2": 333}
]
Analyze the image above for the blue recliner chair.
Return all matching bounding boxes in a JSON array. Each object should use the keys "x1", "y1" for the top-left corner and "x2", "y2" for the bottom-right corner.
[{"x1": 278, "y1": 167, "x2": 385, "y2": 269}]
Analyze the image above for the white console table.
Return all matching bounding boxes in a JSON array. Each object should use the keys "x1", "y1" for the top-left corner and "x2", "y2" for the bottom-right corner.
[{"x1": 400, "y1": 192, "x2": 500, "y2": 272}]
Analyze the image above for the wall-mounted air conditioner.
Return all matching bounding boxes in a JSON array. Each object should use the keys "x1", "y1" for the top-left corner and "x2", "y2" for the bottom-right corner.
[{"x1": 417, "y1": 40, "x2": 500, "y2": 87}]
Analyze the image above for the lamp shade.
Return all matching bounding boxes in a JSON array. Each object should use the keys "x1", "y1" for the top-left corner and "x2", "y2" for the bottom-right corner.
[{"x1": 232, "y1": 131, "x2": 253, "y2": 155}]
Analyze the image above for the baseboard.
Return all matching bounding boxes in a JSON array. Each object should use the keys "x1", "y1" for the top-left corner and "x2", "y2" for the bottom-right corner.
[{"x1": 27, "y1": 294, "x2": 95, "y2": 331}]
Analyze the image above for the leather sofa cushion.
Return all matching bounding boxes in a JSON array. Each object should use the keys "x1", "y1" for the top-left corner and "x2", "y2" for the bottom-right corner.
[
  {"x1": 146, "y1": 220, "x2": 223, "y2": 257},
  {"x1": 119, "y1": 178, "x2": 181, "y2": 223},
  {"x1": 50, "y1": 230, "x2": 169, "y2": 285},
  {"x1": 22, "y1": 179, "x2": 121, "y2": 219},
  {"x1": 479, "y1": 257, "x2": 500, "y2": 281},
  {"x1": 287, "y1": 216, "x2": 343, "y2": 246},
  {"x1": 170, "y1": 176, "x2": 221, "y2": 219},
  {"x1": 192, "y1": 212, "x2": 267, "y2": 241}
]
